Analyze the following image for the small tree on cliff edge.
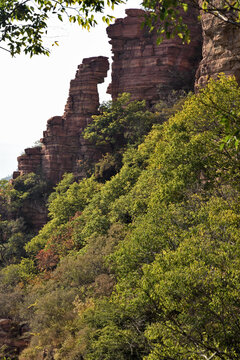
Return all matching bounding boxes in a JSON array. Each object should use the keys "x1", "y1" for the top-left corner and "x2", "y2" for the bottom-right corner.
[{"x1": 1, "y1": 0, "x2": 240, "y2": 56}]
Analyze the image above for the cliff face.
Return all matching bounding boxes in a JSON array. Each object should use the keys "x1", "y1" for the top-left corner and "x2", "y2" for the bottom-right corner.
[
  {"x1": 14, "y1": 57, "x2": 109, "y2": 184},
  {"x1": 195, "y1": 10, "x2": 240, "y2": 88},
  {"x1": 41, "y1": 56, "x2": 109, "y2": 184},
  {"x1": 13, "y1": 7, "x2": 240, "y2": 189},
  {"x1": 14, "y1": 9, "x2": 202, "y2": 186},
  {"x1": 107, "y1": 8, "x2": 202, "y2": 106}
]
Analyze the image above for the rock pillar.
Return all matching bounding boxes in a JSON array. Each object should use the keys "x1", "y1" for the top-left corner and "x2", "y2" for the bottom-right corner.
[{"x1": 17, "y1": 57, "x2": 109, "y2": 184}]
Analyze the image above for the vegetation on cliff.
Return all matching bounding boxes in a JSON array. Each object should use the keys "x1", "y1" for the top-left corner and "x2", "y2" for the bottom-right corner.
[{"x1": 1, "y1": 75, "x2": 240, "y2": 359}]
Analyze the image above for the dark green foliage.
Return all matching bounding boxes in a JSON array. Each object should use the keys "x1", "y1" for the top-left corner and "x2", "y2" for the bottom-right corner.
[
  {"x1": 8, "y1": 172, "x2": 50, "y2": 220},
  {"x1": 83, "y1": 92, "x2": 184, "y2": 181},
  {"x1": 94, "y1": 152, "x2": 122, "y2": 182},
  {"x1": 12, "y1": 172, "x2": 49, "y2": 200},
  {"x1": 0, "y1": 217, "x2": 30, "y2": 266},
  {"x1": 0, "y1": 173, "x2": 50, "y2": 267},
  {"x1": 83, "y1": 93, "x2": 160, "y2": 151},
  {"x1": 83, "y1": 93, "x2": 160, "y2": 182}
]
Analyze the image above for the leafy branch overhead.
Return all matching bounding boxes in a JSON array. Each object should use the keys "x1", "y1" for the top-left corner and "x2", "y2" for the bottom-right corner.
[
  {"x1": 2, "y1": 0, "x2": 240, "y2": 56},
  {"x1": 0, "y1": 0, "x2": 124, "y2": 56},
  {"x1": 145, "y1": 0, "x2": 240, "y2": 46}
]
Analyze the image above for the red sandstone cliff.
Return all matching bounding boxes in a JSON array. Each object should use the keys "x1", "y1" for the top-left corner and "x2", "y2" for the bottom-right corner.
[
  {"x1": 196, "y1": 4, "x2": 240, "y2": 88},
  {"x1": 15, "y1": 7, "x2": 240, "y2": 187},
  {"x1": 14, "y1": 57, "x2": 109, "y2": 184},
  {"x1": 107, "y1": 8, "x2": 202, "y2": 106},
  {"x1": 14, "y1": 9, "x2": 202, "y2": 186},
  {"x1": 41, "y1": 56, "x2": 109, "y2": 184}
]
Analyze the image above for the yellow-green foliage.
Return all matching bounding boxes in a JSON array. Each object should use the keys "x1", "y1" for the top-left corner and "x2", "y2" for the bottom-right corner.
[
  {"x1": 2, "y1": 75, "x2": 240, "y2": 359},
  {"x1": 25, "y1": 174, "x2": 101, "y2": 256}
]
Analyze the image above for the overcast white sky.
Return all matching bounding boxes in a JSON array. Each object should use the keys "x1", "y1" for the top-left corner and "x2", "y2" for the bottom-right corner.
[{"x1": 0, "y1": 0, "x2": 141, "y2": 179}]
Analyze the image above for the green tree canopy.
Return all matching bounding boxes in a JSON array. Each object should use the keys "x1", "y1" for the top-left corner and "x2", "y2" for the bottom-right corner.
[{"x1": 1, "y1": 75, "x2": 240, "y2": 359}]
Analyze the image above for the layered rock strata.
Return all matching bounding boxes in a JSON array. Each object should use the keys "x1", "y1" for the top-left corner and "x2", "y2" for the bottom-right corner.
[
  {"x1": 195, "y1": 9, "x2": 240, "y2": 88},
  {"x1": 15, "y1": 57, "x2": 109, "y2": 184},
  {"x1": 107, "y1": 8, "x2": 202, "y2": 106},
  {"x1": 14, "y1": 9, "x2": 203, "y2": 186},
  {"x1": 41, "y1": 56, "x2": 109, "y2": 183}
]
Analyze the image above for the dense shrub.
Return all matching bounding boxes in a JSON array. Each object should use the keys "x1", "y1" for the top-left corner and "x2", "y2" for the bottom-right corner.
[{"x1": 2, "y1": 75, "x2": 240, "y2": 359}]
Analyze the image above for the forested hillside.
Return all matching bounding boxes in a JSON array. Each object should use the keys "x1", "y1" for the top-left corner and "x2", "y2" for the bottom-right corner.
[{"x1": 1, "y1": 75, "x2": 240, "y2": 359}]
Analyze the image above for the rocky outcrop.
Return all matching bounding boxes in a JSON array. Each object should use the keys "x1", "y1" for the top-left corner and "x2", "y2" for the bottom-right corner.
[
  {"x1": 15, "y1": 9, "x2": 203, "y2": 185},
  {"x1": 41, "y1": 56, "x2": 109, "y2": 183},
  {"x1": 107, "y1": 8, "x2": 202, "y2": 106},
  {"x1": 0, "y1": 319, "x2": 30, "y2": 358},
  {"x1": 15, "y1": 147, "x2": 42, "y2": 178},
  {"x1": 195, "y1": 8, "x2": 240, "y2": 88},
  {"x1": 16, "y1": 57, "x2": 109, "y2": 184}
]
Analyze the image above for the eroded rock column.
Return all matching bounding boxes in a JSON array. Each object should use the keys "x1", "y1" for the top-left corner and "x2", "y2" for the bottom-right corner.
[{"x1": 16, "y1": 56, "x2": 109, "y2": 184}]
